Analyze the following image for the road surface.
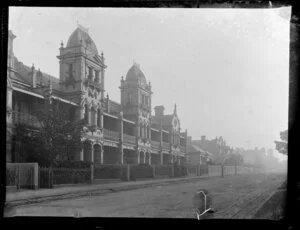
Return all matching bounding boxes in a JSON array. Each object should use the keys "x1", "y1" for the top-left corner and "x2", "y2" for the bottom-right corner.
[{"x1": 5, "y1": 173, "x2": 286, "y2": 219}]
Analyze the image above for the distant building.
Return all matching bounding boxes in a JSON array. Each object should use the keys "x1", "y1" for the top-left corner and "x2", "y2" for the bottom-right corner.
[
  {"x1": 187, "y1": 136, "x2": 213, "y2": 165},
  {"x1": 6, "y1": 25, "x2": 188, "y2": 165}
]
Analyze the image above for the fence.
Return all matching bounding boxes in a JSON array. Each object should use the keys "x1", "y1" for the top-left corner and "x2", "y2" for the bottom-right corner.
[
  {"x1": 6, "y1": 163, "x2": 39, "y2": 190},
  {"x1": 155, "y1": 165, "x2": 173, "y2": 178},
  {"x1": 208, "y1": 165, "x2": 222, "y2": 177},
  {"x1": 39, "y1": 167, "x2": 91, "y2": 188}
]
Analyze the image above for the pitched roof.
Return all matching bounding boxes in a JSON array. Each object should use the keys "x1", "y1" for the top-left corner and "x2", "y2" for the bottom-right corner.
[{"x1": 13, "y1": 57, "x2": 59, "y2": 89}]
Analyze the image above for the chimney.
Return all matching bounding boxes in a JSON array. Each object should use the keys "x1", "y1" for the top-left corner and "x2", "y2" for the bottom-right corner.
[
  {"x1": 187, "y1": 136, "x2": 192, "y2": 144},
  {"x1": 201, "y1": 135, "x2": 206, "y2": 141},
  {"x1": 154, "y1": 105, "x2": 165, "y2": 117},
  {"x1": 8, "y1": 31, "x2": 16, "y2": 70},
  {"x1": 32, "y1": 64, "x2": 36, "y2": 88}
]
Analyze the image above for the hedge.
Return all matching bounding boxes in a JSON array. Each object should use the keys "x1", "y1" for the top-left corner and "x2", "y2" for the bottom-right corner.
[
  {"x1": 53, "y1": 168, "x2": 91, "y2": 184},
  {"x1": 94, "y1": 164, "x2": 125, "y2": 179},
  {"x1": 130, "y1": 164, "x2": 153, "y2": 180},
  {"x1": 53, "y1": 160, "x2": 91, "y2": 169},
  {"x1": 174, "y1": 164, "x2": 188, "y2": 177},
  {"x1": 155, "y1": 165, "x2": 173, "y2": 177}
]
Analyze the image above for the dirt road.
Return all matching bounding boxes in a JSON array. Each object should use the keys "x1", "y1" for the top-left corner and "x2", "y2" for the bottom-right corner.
[{"x1": 5, "y1": 173, "x2": 286, "y2": 219}]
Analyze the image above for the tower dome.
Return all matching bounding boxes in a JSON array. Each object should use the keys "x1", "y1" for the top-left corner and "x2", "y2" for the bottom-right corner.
[
  {"x1": 125, "y1": 63, "x2": 147, "y2": 85},
  {"x1": 66, "y1": 25, "x2": 98, "y2": 55}
]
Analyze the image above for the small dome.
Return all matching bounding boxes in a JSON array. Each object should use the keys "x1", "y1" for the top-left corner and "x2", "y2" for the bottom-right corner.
[
  {"x1": 125, "y1": 63, "x2": 147, "y2": 85},
  {"x1": 66, "y1": 26, "x2": 98, "y2": 55}
]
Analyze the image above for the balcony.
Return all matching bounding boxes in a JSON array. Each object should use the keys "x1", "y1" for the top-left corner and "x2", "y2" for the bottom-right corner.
[
  {"x1": 12, "y1": 111, "x2": 41, "y2": 128},
  {"x1": 162, "y1": 141, "x2": 170, "y2": 150},
  {"x1": 179, "y1": 145, "x2": 186, "y2": 153},
  {"x1": 103, "y1": 129, "x2": 120, "y2": 142},
  {"x1": 151, "y1": 140, "x2": 160, "y2": 149},
  {"x1": 123, "y1": 134, "x2": 136, "y2": 144}
]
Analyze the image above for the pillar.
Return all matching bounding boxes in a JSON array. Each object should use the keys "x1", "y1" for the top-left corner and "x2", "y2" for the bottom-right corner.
[
  {"x1": 91, "y1": 143, "x2": 94, "y2": 162},
  {"x1": 160, "y1": 151, "x2": 163, "y2": 165},
  {"x1": 94, "y1": 110, "x2": 98, "y2": 127},
  {"x1": 88, "y1": 107, "x2": 91, "y2": 125},
  {"x1": 136, "y1": 149, "x2": 140, "y2": 164},
  {"x1": 100, "y1": 110, "x2": 103, "y2": 129},
  {"x1": 149, "y1": 153, "x2": 152, "y2": 165},
  {"x1": 80, "y1": 148, "x2": 84, "y2": 161},
  {"x1": 100, "y1": 149, "x2": 104, "y2": 164},
  {"x1": 119, "y1": 112, "x2": 124, "y2": 164}
]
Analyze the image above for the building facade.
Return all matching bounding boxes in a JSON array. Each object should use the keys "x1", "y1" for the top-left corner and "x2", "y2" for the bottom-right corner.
[{"x1": 6, "y1": 25, "x2": 188, "y2": 165}]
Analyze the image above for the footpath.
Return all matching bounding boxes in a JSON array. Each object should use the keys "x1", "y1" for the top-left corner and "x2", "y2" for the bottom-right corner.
[{"x1": 5, "y1": 175, "x2": 212, "y2": 208}]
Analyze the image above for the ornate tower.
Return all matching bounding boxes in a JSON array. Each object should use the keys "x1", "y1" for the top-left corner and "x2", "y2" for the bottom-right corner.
[
  {"x1": 57, "y1": 24, "x2": 106, "y2": 126},
  {"x1": 120, "y1": 63, "x2": 152, "y2": 141}
]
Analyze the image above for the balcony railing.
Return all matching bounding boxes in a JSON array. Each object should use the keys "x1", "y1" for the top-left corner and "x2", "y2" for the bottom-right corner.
[
  {"x1": 179, "y1": 145, "x2": 186, "y2": 153},
  {"x1": 151, "y1": 140, "x2": 160, "y2": 149},
  {"x1": 103, "y1": 129, "x2": 120, "y2": 142},
  {"x1": 12, "y1": 111, "x2": 41, "y2": 128},
  {"x1": 123, "y1": 134, "x2": 136, "y2": 144},
  {"x1": 162, "y1": 141, "x2": 170, "y2": 149}
]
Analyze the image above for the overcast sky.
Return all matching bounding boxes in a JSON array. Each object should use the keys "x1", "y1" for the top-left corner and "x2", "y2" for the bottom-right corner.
[{"x1": 9, "y1": 7, "x2": 290, "y2": 161}]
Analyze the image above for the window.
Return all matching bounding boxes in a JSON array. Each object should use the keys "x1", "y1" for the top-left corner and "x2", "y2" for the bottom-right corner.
[
  {"x1": 95, "y1": 70, "x2": 100, "y2": 83},
  {"x1": 88, "y1": 67, "x2": 93, "y2": 79},
  {"x1": 69, "y1": 64, "x2": 73, "y2": 78}
]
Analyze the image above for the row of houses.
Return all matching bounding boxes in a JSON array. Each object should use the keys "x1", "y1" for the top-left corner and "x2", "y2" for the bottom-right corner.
[{"x1": 6, "y1": 25, "x2": 217, "y2": 166}]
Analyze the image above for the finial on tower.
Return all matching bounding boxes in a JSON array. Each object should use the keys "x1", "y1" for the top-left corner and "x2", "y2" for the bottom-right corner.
[
  {"x1": 174, "y1": 103, "x2": 177, "y2": 114},
  {"x1": 60, "y1": 40, "x2": 64, "y2": 48}
]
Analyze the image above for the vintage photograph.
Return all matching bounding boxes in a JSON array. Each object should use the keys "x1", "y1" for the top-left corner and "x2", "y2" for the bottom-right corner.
[{"x1": 5, "y1": 6, "x2": 289, "y2": 219}]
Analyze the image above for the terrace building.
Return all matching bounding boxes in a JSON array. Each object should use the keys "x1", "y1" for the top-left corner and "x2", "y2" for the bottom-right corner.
[{"x1": 6, "y1": 25, "x2": 188, "y2": 165}]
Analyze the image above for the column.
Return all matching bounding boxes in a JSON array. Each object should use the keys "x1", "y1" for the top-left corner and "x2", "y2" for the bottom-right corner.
[
  {"x1": 80, "y1": 147, "x2": 84, "y2": 161},
  {"x1": 100, "y1": 110, "x2": 103, "y2": 129},
  {"x1": 91, "y1": 143, "x2": 94, "y2": 162},
  {"x1": 149, "y1": 152, "x2": 152, "y2": 165},
  {"x1": 143, "y1": 152, "x2": 146, "y2": 164},
  {"x1": 136, "y1": 149, "x2": 140, "y2": 164},
  {"x1": 94, "y1": 110, "x2": 98, "y2": 128},
  {"x1": 88, "y1": 107, "x2": 91, "y2": 125},
  {"x1": 119, "y1": 112, "x2": 124, "y2": 164},
  {"x1": 160, "y1": 151, "x2": 163, "y2": 165},
  {"x1": 100, "y1": 149, "x2": 104, "y2": 164}
]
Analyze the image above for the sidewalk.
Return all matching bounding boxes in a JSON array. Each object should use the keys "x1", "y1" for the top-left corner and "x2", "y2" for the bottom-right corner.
[{"x1": 5, "y1": 175, "x2": 210, "y2": 208}]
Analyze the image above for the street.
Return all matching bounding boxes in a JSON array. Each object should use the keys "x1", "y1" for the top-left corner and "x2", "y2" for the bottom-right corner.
[{"x1": 5, "y1": 173, "x2": 286, "y2": 219}]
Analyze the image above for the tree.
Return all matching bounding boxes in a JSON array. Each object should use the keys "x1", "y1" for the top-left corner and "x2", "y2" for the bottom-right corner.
[
  {"x1": 275, "y1": 129, "x2": 288, "y2": 155},
  {"x1": 13, "y1": 101, "x2": 86, "y2": 167}
]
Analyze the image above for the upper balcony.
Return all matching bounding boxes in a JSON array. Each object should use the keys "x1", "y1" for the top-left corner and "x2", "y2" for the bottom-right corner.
[
  {"x1": 11, "y1": 111, "x2": 41, "y2": 128},
  {"x1": 179, "y1": 145, "x2": 186, "y2": 153},
  {"x1": 103, "y1": 129, "x2": 120, "y2": 142},
  {"x1": 162, "y1": 141, "x2": 170, "y2": 150},
  {"x1": 151, "y1": 140, "x2": 160, "y2": 149},
  {"x1": 123, "y1": 133, "x2": 136, "y2": 144}
]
